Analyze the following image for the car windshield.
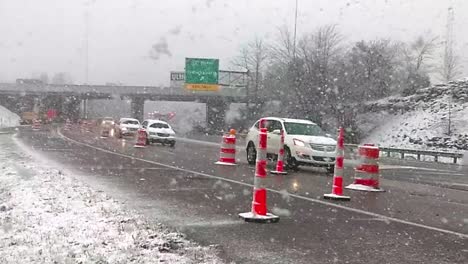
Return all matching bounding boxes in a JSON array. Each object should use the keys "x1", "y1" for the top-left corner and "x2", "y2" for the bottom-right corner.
[
  {"x1": 150, "y1": 123, "x2": 169, "y2": 129},
  {"x1": 284, "y1": 122, "x2": 325, "y2": 136},
  {"x1": 122, "y1": 120, "x2": 139, "y2": 125}
]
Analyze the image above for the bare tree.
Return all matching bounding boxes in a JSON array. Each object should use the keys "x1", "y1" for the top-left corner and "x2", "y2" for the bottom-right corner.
[
  {"x1": 439, "y1": 46, "x2": 462, "y2": 83},
  {"x1": 231, "y1": 37, "x2": 269, "y2": 119},
  {"x1": 399, "y1": 35, "x2": 438, "y2": 95}
]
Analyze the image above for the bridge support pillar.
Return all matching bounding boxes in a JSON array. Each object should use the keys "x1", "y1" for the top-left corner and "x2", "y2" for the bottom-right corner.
[
  {"x1": 131, "y1": 97, "x2": 145, "y2": 121},
  {"x1": 206, "y1": 98, "x2": 228, "y2": 133}
]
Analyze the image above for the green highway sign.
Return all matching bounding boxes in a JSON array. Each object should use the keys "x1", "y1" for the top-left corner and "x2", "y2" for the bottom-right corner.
[{"x1": 185, "y1": 58, "x2": 219, "y2": 91}]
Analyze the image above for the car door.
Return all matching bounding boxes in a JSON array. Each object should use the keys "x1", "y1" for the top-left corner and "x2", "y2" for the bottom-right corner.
[{"x1": 266, "y1": 120, "x2": 282, "y2": 154}]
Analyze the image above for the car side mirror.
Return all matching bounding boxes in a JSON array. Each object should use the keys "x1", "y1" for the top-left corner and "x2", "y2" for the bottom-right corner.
[{"x1": 272, "y1": 129, "x2": 281, "y2": 135}]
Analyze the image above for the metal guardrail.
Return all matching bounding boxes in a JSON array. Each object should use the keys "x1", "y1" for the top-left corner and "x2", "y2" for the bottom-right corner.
[
  {"x1": 345, "y1": 144, "x2": 464, "y2": 164},
  {"x1": 215, "y1": 130, "x2": 464, "y2": 164}
]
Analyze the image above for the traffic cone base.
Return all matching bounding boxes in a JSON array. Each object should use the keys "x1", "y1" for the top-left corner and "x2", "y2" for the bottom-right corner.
[
  {"x1": 270, "y1": 170, "x2": 288, "y2": 175},
  {"x1": 214, "y1": 161, "x2": 236, "y2": 166},
  {"x1": 323, "y1": 193, "x2": 351, "y2": 201},
  {"x1": 238, "y1": 212, "x2": 280, "y2": 223},
  {"x1": 345, "y1": 183, "x2": 384, "y2": 192}
]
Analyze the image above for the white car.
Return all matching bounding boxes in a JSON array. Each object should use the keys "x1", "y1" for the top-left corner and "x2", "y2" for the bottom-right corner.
[
  {"x1": 245, "y1": 117, "x2": 337, "y2": 171},
  {"x1": 141, "y1": 119, "x2": 176, "y2": 147},
  {"x1": 114, "y1": 118, "x2": 140, "y2": 138}
]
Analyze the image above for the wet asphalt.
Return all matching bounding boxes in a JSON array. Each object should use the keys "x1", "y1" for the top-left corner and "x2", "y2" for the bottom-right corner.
[{"x1": 12, "y1": 125, "x2": 468, "y2": 264}]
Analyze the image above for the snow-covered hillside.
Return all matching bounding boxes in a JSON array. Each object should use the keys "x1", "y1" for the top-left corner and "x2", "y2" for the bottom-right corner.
[
  {"x1": 359, "y1": 79, "x2": 468, "y2": 152},
  {"x1": 0, "y1": 105, "x2": 20, "y2": 128}
]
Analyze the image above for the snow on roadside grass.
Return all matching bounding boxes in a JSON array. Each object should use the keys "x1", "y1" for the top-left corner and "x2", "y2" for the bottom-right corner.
[
  {"x1": 361, "y1": 96, "x2": 468, "y2": 153},
  {"x1": 0, "y1": 105, "x2": 20, "y2": 128},
  {"x1": 0, "y1": 139, "x2": 222, "y2": 263}
]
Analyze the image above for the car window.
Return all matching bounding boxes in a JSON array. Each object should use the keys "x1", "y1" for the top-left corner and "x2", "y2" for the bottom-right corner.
[
  {"x1": 141, "y1": 121, "x2": 148, "y2": 128},
  {"x1": 266, "y1": 120, "x2": 281, "y2": 133},
  {"x1": 253, "y1": 121, "x2": 259, "y2": 130},
  {"x1": 284, "y1": 122, "x2": 325, "y2": 136},
  {"x1": 122, "y1": 120, "x2": 139, "y2": 125},
  {"x1": 150, "y1": 123, "x2": 169, "y2": 129}
]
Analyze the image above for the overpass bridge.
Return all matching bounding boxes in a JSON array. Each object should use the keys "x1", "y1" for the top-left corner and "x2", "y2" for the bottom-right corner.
[{"x1": 0, "y1": 82, "x2": 248, "y2": 131}]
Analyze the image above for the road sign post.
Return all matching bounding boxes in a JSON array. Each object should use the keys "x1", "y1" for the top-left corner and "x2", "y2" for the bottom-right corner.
[{"x1": 185, "y1": 58, "x2": 219, "y2": 91}]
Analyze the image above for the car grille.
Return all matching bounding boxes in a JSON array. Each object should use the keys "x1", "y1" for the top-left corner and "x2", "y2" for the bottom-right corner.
[
  {"x1": 310, "y1": 144, "x2": 336, "y2": 152},
  {"x1": 128, "y1": 128, "x2": 138, "y2": 131},
  {"x1": 312, "y1": 156, "x2": 335, "y2": 162},
  {"x1": 157, "y1": 133, "x2": 170, "y2": 137}
]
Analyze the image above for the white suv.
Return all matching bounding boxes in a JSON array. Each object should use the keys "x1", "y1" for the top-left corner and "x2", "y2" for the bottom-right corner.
[
  {"x1": 245, "y1": 117, "x2": 337, "y2": 171},
  {"x1": 114, "y1": 118, "x2": 140, "y2": 138},
  {"x1": 141, "y1": 119, "x2": 176, "y2": 147}
]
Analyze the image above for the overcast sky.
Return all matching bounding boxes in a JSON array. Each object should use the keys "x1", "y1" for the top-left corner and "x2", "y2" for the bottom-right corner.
[{"x1": 1, "y1": 0, "x2": 467, "y2": 86}]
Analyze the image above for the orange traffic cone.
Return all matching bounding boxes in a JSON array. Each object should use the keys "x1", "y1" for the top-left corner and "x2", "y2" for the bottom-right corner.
[
  {"x1": 64, "y1": 119, "x2": 72, "y2": 131},
  {"x1": 32, "y1": 119, "x2": 41, "y2": 131},
  {"x1": 271, "y1": 129, "x2": 287, "y2": 175},
  {"x1": 324, "y1": 127, "x2": 350, "y2": 201},
  {"x1": 134, "y1": 128, "x2": 147, "y2": 148},
  {"x1": 239, "y1": 119, "x2": 279, "y2": 223}
]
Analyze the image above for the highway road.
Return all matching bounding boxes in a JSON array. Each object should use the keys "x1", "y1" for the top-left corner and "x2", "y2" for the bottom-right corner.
[{"x1": 14, "y1": 125, "x2": 468, "y2": 264}]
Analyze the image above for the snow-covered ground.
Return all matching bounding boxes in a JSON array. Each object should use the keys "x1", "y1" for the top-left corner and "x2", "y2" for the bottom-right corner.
[
  {"x1": 359, "y1": 79, "x2": 468, "y2": 153},
  {"x1": 0, "y1": 135, "x2": 222, "y2": 263},
  {"x1": 0, "y1": 105, "x2": 20, "y2": 128}
]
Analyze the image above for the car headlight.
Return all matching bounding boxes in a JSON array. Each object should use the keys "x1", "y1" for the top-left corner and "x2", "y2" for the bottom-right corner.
[
  {"x1": 293, "y1": 138, "x2": 306, "y2": 147},
  {"x1": 149, "y1": 132, "x2": 157, "y2": 135},
  {"x1": 121, "y1": 127, "x2": 127, "y2": 131}
]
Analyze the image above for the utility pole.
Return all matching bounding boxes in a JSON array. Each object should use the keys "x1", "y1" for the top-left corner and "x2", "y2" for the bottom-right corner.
[
  {"x1": 85, "y1": 10, "x2": 89, "y2": 84},
  {"x1": 293, "y1": 0, "x2": 298, "y2": 59},
  {"x1": 83, "y1": 10, "x2": 90, "y2": 119},
  {"x1": 445, "y1": 6, "x2": 455, "y2": 135}
]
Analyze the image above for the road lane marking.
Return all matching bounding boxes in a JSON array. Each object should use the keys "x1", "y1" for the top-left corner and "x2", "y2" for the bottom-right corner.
[
  {"x1": 58, "y1": 130, "x2": 468, "y2": 239},
  {"x1": 380, "y1": 165, "x2": 463, "y2": 173}
]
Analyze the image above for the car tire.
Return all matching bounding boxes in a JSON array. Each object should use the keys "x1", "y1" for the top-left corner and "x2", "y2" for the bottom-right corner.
[
  {"x1": 246, "y1": 142, "x2": 256, "y2": 165},
  {"x1": 146, "y1": 138, "x2": 150, "y2": 145},
  {"x1": 169, "y1": 141, "x2": 175, "y2": 148},
  {"x1": 284, "y1": 147, "x2": 299, "y2": 171},
  {"x1": 326, "y1": 166, "x2": 335, "y2": 174}
]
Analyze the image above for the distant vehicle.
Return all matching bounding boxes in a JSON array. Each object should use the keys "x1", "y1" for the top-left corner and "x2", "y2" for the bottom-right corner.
[
  {"x1": 20, "y1": 112, "x2": 38, "y2": 125},
  {"x1": 16, "y1": 79, "x2": 43, "y2": 85},
  {"x1": 114, "y1": 118, "x2": 140, "y2": 138},
  {"x1": 100, "y1": 117, "x2": 115, "y2": 126},
  {"x1": 141, "y1": 119, "x2": 176, "y2": 147},
  {"x1": 245, "y1": 117, "x2": 336, "y2": 172}
]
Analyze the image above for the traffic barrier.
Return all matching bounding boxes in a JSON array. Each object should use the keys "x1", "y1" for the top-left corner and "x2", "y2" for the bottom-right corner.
[
  {"x1": 346, "y1": 144, "x2": 384, "y2": 192},
  {"x1": 64, "y1": 119, "x2": 72, "y2": 131},
  {"x1": 239, "y1": 119, "x2": 279, "y2": 223},
  {"x1": 32, "y1": 119, "x2": 41, "y2": 131},
  {"x1": 134, "y1": 128, "x2": 147, "y2": 148},
  {"x1": 215, "y1": 129, "x2": 237, "y2": 166},
  {"x1": 324, "y1": 127, "x2": 350, "y2": 201},
  {"x1": 270, "y1": 129, "x2": 287, "y2": 175}
]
